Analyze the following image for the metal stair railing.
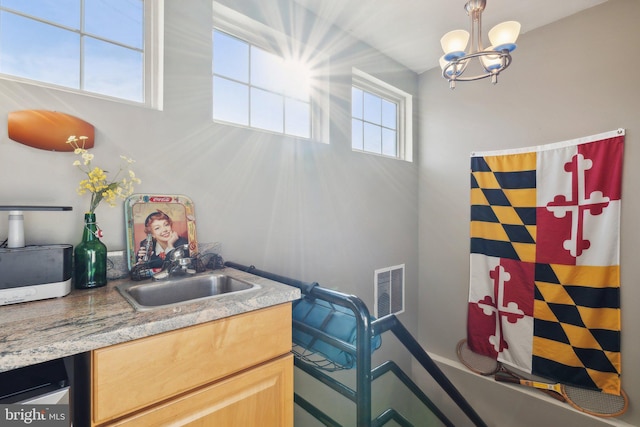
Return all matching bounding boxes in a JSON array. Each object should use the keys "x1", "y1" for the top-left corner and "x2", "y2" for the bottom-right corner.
[
  {"x1": 371, "y1": 315, "x2": 489, "y2": 426},
  {"x1": 372, "y1": 360, "x2": 453, "y2": 427},
  {"x1": 224, "y1": 261, "x2": 487, "y2": 427}
]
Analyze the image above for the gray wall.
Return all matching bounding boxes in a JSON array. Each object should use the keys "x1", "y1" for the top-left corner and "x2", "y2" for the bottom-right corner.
[
  {"x1": 3, "y1": 0, "x2": 636, "y2": 425},
  {"x1": 0, "y1": 0, "x2": 419, "y2": 424},
  {"x1": 418, "y1": 0, "x2": 639, "y2": 425}
]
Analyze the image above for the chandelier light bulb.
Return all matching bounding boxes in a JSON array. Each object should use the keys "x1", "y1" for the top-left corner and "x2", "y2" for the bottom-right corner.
[
  {"x1": 440, "y1": 55, "x2": 467, "y2": 77},
  {"x1": 479, "y1": 47, "x2": 502, "y2": 71},
  {"x1": 440, "y1": 30, "x2": 470, "y2": 60},
  {"x1": 488, "y1": 21, "x2": 521, "y2": 52}
]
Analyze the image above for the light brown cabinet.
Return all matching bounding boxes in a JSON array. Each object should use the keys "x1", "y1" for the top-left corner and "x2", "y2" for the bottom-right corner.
[{"x1": 89, "y1": 303, "x2": 293, "y2": 427}]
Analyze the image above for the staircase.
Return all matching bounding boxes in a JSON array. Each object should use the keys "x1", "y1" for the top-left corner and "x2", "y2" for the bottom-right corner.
[{"x1": 225, "y1": 261, "x2": 488, "y2": 427}]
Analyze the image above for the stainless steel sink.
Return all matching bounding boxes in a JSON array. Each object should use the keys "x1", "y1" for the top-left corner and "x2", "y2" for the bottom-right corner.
[{"x1": 116, "y1": 272, "x2": 260, "y2": 311}]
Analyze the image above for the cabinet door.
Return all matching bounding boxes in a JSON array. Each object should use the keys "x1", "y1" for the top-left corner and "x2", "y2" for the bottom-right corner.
[
  {"x1": 92, "y1": 303, "x2": 292, "y2": 424},
  {"x1": 108, "y1": 354, "x2": 293, "y2": 427}
]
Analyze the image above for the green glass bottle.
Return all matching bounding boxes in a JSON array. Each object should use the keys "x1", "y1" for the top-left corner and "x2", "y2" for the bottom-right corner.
[{"x1": 74, "y1": 213, "x2": 107, "y2": 289}]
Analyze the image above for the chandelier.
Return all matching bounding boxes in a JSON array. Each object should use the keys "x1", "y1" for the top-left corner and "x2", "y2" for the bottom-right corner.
[{"x1": 439, "y1": 0, "x2": 520, "y2": 89}]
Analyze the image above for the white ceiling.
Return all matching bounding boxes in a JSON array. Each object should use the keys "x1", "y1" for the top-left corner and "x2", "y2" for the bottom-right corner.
[{"x1": 292, "y1": 0, "x2": 608, "y2": 74}]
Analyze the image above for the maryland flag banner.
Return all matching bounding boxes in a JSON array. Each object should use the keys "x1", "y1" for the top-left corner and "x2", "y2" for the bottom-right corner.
[{"x1": 467, "y1": 129, "x2": 624, "y2": 395}]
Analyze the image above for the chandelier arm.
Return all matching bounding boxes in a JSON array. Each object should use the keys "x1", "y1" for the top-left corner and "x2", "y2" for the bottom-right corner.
[
  {"x1": 468, "y1": 11, "x2": 476, "y2": 55},
  {"x1": 475, "y1": 6, "x2": 484, "y2": 51},
  {"x1": 466, "y1": 0, "x2": 485, "y2": 53},
  {"x1": 442, "y1": 50, "x2": 512, "y2": 82}
]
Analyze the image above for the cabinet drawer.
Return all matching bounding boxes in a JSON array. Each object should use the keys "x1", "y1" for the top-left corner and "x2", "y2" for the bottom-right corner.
[
  {"x1": 92, "y1": 303, "x2": 291, "y2": 425},
  {"x1": 107, "y1": 354, "x2": 293, "y2": 427}
]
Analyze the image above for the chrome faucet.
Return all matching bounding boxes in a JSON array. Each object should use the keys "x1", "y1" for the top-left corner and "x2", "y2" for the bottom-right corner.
[{"x1": 152, "y1": 244, "x2": 194, "y2": 280}]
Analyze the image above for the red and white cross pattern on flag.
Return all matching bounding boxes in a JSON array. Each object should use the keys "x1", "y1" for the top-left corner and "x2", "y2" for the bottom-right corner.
[
  {"x1": 476, "y1": 264, "x2": 525, "y2": 354},
  {"x1": 546, "y1": 154, "x2": 610, "y2": 258}
]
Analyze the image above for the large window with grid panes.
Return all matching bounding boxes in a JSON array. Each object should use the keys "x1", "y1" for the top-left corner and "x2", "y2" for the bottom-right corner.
[
  {"x1": 0, "y1": 0, "x2": 162, "y2": 106},
  {"x1": 212, "y1": 3, "x2": 328, "y2": 142}
]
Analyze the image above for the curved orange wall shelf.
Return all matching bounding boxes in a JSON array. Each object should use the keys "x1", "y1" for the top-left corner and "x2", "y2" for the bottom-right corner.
[{"x1": 7, "y1": 110, "x2": 95, "y2": 152}]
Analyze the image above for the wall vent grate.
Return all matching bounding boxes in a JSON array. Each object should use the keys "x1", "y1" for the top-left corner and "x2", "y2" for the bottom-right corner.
[{"x1": 374, "y1": 264, "x2": 405, "y2": 318}]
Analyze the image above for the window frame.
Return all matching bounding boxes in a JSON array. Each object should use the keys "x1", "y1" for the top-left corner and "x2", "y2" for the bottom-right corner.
[
  {"x1": 0, "y1": 0, "x2": 164, "y2": 109},
  {"x1": 212, "y1": 2, "x2": 329, "y2": 144},
  {"x1": 352, "y1": 68, "x2": 413, "y2": 162}
]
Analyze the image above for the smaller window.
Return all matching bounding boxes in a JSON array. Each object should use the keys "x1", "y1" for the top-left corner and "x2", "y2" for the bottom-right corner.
[{"x1": 352, "y1": 68, "x2": 412, "y2": 161}]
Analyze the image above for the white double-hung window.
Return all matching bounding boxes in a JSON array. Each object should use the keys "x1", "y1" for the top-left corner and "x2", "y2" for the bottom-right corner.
[
  {"x1": 212, "y1": 3, "x2": 328, "y2": 142},
  {"x1": 0, "y1": 0, "x2": 162, "y2": 106},
  {"x1": 352, "y1": 68, "x2": 413, "y2": 161}
]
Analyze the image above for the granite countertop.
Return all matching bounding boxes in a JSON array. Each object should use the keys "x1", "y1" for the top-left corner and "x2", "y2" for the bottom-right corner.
[{"x1": 0, "y1": 267, "x2": 300, "y2": 373}]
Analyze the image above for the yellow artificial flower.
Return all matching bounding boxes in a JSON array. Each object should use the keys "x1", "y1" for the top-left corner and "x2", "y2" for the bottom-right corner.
[{"x1": 67, "y1": 135, "x2": 140, "y2": 213}]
